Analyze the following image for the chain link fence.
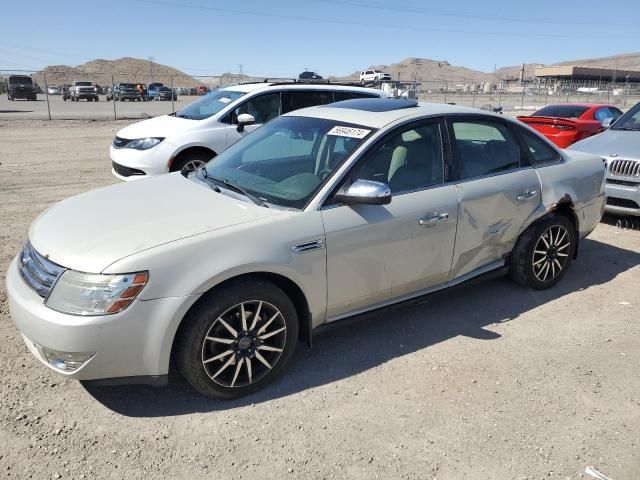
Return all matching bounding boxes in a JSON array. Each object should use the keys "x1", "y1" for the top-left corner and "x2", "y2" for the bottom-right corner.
[{"x1": 2, "y1": 68, "x2": 639, "y2": 120}]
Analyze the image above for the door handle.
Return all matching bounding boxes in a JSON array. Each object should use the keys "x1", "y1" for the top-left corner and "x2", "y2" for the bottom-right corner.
[
  {"x1": 516, "y1": 190, "x2": 537, "y2": 201},
  {"x1": 419, "y1": 212, "x2": 449, "y2": 226}
]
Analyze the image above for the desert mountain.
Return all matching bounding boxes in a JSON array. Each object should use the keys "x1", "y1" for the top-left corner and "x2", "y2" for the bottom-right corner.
[{"x1": 33, "y1": 57, "x2": 201, "y2": 87}]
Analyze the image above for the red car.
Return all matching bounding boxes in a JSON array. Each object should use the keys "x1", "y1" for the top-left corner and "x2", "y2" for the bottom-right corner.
[
  {"x1": 518, "y1": 103, "x2": 623, "y2": 148},
  {"x1": 196, "y1": 85, "x2": 210, "y2": 96}
]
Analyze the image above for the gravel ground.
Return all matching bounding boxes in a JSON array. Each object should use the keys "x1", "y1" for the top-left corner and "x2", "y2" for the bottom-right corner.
[{"x1": 0, "y1": 120, "x2": 639, "y2": 480}]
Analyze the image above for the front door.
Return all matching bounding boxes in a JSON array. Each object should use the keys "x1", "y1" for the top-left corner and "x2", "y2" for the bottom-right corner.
[
  {"x1": 447, "y1": 116, "x2": 542, "y2": 279},
  {"x1": 321, "y1": 120, "x2": 459, "y2": 320},
  {"x1": 224, "y1": 92, "x2": 282, "y2": 147}
]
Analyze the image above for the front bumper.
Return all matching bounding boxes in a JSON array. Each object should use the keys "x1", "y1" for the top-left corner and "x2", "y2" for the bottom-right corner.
[
  {"x1": 6, "y1": 257, "x2": 194, "y2": 381},
  {"x1": 605, "y1": 180, "x2": 640, "y2": 216},
  {"x1": 109, "y1": 142, "x2": 174, "y2": 180}
]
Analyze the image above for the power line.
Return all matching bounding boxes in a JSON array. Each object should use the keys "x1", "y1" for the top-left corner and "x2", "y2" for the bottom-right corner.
[
  {"x1": 308, "y1": 0, "x2": 639, "y2": 28},
  {"x1": 133, "y1": 0, "x2": 612, "y2": 39}
]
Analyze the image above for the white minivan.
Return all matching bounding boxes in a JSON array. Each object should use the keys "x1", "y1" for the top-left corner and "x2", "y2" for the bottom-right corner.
[{"x1": 110, "y1": 82, "x2": 385, "y2": 179}]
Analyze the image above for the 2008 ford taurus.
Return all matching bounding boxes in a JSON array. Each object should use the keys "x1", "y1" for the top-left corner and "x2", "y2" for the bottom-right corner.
[{"x1": 6, "y1": 99, "x2": 606, "y2": 399}]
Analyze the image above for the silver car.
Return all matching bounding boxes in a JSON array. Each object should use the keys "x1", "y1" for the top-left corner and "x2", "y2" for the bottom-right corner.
[
  {"x1": 6, "y1": 99, "x2": 605, "y2": 399},
  {"x1": 571, "y1": 101, "x2": 640, "y2": 217}
]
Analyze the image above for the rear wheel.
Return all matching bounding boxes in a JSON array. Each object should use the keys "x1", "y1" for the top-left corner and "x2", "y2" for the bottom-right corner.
[
  {"x1": 175, "y1": 279, "x2": 298, "y2": 399},
  {"x1": 510, "y1": 214, "x2": 576, "y2": 290}
]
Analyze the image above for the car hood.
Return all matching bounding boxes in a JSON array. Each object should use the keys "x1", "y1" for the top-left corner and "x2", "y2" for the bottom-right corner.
[
  {"x1": 28, "y1": 173, "x2": 278, "y2": 273},
  {"x1": 570, "y1": 129, "x2": 640, "y2": 159},
  {"x1": 116, "y1": 114, "x2": 198, "y2": 139}
]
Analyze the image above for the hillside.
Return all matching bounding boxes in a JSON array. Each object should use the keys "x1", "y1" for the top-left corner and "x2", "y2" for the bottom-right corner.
[
  {"x1": 340, "y1": 51, "x2": 640, "y2": 84},
  {"x1": 33, "y1": 57, "x2": 200, "y2": 87}
]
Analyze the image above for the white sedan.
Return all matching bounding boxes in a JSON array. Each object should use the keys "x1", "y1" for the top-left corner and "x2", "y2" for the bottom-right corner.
[{"x1": 7, "y1": 99, "x2": 605, "y2": 399}]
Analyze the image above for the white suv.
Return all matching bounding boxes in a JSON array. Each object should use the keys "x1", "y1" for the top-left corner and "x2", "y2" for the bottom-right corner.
[
  {"x1": 110, "y1": 83, "x2": 385, "y2": 180},
  {"x1": 360, "y1": 70, "x2": 392, "y2": 84}
]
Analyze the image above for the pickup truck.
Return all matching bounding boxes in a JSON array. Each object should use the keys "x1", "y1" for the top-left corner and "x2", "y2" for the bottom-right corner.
[
  {"x1": 107, "y1": 83, "x2": 141, "y2": 101},
  {"x1": 6, "y1": 75, "x2": 37, "y2": 101},
  {"x1": 68, "y1": 81, "x2": 99, "y2": 102},
  {"x1": 359, "y1": 70, "x2": 392, "y2": 84}
]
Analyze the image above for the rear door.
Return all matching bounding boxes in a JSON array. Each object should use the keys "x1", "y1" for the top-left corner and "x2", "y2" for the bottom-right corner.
[{"x1": 447, "y1": 115, "x2": 542, "y2": 279}]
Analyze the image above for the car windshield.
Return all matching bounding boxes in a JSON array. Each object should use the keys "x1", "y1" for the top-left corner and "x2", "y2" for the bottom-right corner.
[
  {"x1": 203, "y1": 116, "x2": 375, "y2": 209},
  {"x1": 610, "y1": 102, "x2": 640, "y2": 130},
  {"x1": 120, "y1": 83, "x2": 136, "y2": 89},
  {"x1": 75, "y1": 82, "x2": 93, "y2": 86},
  {"x1": 10, "y1": 76, "x2": 33, "y2": 85},
  {"x1": 532, "y1": 105, "x2": 589, "y2": 118},
  {"x1": 175, "y1": 89, "x2": 245, "y2": 120}
]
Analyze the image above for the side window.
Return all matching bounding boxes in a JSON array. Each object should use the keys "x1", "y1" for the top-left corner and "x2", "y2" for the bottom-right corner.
[
  {"x1": 451, "y1": 120, "x2": 520, "y2": 180},
  {"x1": 352, "y1": 123, "x2": 443, "y2": 194},
  {"x1": 281, "y1": 91, "x2": 333, "y2": 114},
  {"x1": 518, "y1": 129, "x2": 561, "y2": 165},
  {"x1": 594, "y1": 108, "x2": 612, "y2": 122},
  {"x1": 610, "y1": 107, "x2": 623, "y2": 120},
  {"x1": 233, "y1": 93, "x2": 281, "y2": 124},
  {"x1": 333, "y1": 91, "x2": 379, "y2": 101}
]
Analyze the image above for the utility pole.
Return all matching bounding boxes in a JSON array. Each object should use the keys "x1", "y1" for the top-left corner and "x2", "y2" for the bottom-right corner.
[
  {"x1": 238, "y1": 64, "x2": 243, "y2": 75},
  {"x1": 624, "y1": 75, "x2": 630, "y2": 108},
  {"x1": 147, "y1": 56, "x2": 156, "y2": 83}
]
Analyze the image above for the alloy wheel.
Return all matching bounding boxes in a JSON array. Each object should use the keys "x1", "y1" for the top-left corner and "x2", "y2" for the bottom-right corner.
[
  {"x1": 201, "y1": 300, "x2": 287, "y2": 388},
  {"x1": 180, "y1": 160, "x2": 206, "y2": 174},
  {"x1": 532, "y1": 225, "x2": 570, "y2": 282}
]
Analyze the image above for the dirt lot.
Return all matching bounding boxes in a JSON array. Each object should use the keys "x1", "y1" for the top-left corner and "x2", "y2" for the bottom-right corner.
[{"x1": 0, "y1": 120, "x2": 639, "y2": 480}]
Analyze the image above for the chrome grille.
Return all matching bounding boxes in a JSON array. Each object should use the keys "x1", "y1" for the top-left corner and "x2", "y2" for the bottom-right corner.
[
  {"x1": 609, "y1": 159, "x2": 640, "y2": 177},
  {"x1": 18, "y1": 241, "x2": 65, "y2": 298}
]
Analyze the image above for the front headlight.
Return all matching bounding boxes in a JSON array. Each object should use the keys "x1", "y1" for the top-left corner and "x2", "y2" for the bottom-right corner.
[
  {"x1": 126, "y1": 137, "x2": 164, "y2": 150},
  {"x1": 46, "y1": 270, "x2": 148, "y2": 316}
]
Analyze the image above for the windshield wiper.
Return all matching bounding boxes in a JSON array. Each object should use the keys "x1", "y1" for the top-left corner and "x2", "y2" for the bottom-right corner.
[
  {"x1": 196, "y1": 167, "x2": 221, "y2": 192},
  {"x1": 208, "y1": 176, "x2": 269, "y2": 207}
]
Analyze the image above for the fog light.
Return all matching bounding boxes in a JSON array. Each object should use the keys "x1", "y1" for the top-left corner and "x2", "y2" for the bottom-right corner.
[{"x1": 36, "y1": 343, "x2": 94, "y2": 373}]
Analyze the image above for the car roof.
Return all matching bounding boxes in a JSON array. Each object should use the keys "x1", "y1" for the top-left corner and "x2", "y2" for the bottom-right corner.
[
  {"x1": 284, "y1": 99, "x2": 494, "y2": 129},
  {"x1": 219, "y1": 82, "x2": 382, "y2": 95}
]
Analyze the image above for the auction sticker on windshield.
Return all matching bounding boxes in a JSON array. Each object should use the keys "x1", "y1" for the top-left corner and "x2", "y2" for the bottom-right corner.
[
  {"x1": 327, "y1": 126, "x2": 371, "y2": 139},
  {"x1": 219, "y1": 97, "x2": 231, "y2": 104}
]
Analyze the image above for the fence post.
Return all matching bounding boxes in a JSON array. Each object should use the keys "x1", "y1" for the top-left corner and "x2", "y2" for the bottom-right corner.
[
  {"x1": 472, "y1": 82, "x2": 477, "y2": 108},
  {"x1": 170, "y1": 75, "x2": 175, "y2": 113},
  {"x1": 444, "y1": 82, "x2": 447, "y2": 104},
  {"x1": 111, "y1": 74, "x2": 117, "y2": 121},
  {"x1": 498, "y1": 88, "x2": 502, "y2": 108},
  {"x1": 624, "y1": 76, "x2": 630, "y2": 108},
  {"x1": 544, "y1": 85, "x2": 548, "y2": 106},
  {"x1": 520, "y1": 85, "x2": 525, "y2": 109},
  {"x1": 43, "y1": 73, "x2": 52, "y2": 121}
]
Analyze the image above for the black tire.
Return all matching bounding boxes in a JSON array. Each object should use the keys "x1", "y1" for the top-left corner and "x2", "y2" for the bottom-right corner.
[
  {"x1": 510, "y1": 213, "x2": 576, "y2": 290},
  {"x1": 170, "y1": 150, "x2": 215, "y2": 173},
  {"x1": 175, "y1": 279, "x2": 299, "y2": 399}
]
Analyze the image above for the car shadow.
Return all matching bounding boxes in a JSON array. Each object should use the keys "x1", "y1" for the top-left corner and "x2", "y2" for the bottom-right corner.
[{"x1": 84, "y1": 238, "x2": 640, "y2": 417}]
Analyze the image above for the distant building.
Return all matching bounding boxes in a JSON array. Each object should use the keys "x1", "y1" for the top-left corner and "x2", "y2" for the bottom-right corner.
[{"x1": 535, "y1": 65, "x2": 640, "y2": 93}]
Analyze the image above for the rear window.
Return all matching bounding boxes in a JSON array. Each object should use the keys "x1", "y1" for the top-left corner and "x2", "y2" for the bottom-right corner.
[
  {"x1": 75, "y1": 82, "x2": 93, "y2": 86},
  {"x1": 532, "y1": 105, "x2": 589, "y2": 119}
]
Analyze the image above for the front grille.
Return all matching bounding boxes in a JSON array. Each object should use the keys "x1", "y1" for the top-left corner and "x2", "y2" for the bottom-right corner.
[
  {"x1": 607, "y1": 179, "x2": 640, "y2": 187},
  {"x1": 18, "y1": 241, "x2": 65, "y2": 298},
  {"x1": 606, "y1": 197, "x2": 640, "y2": 209},
  {"x1": 112, "y1": 161, "x2": 146, "y2": 177},
  {"x1": 609, "y1": 159, "x2": 640, "y2": 177},
  {"x1": 112, "y1": 136, "x2": 132, "y2": 148}
]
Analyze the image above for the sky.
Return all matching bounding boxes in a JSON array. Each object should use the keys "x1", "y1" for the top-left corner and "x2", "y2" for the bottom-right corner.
[{"x1": 2, "y1": 0, "x2": 640, "y2": 77}]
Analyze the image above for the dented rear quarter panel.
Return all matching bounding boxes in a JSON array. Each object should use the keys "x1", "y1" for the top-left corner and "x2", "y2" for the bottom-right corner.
[{"x1": 533, "y1": 150, "x2": 606, "y2": 239}]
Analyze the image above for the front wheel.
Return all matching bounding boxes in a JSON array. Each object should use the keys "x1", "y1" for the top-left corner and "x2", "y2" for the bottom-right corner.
[
  {"x1": 175, "y1": 279, "x2": 299, "y2": 399},
  {"x1": 510, "y1": 214, "x2": 576, "y2": 290}
]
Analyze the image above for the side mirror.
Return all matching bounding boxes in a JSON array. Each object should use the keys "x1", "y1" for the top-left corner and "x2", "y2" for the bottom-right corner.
[
  {"x1": 334, "y1": 179, "x2": 391, "y2": 206},
  {"x1": 236, "y1": 113, "x2": 255, "y2": 132},
  {"x1": 601, "y1": 117, "x2": 615, "y2": 129}
]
